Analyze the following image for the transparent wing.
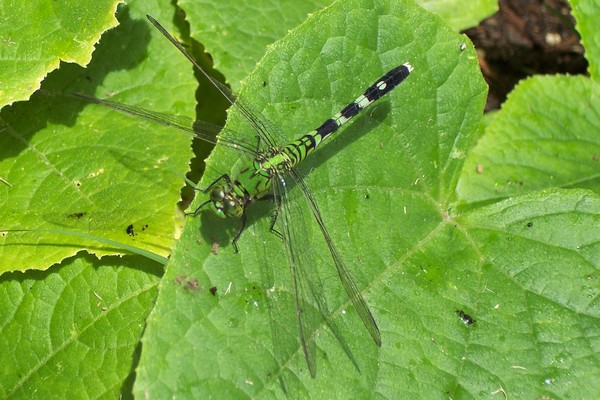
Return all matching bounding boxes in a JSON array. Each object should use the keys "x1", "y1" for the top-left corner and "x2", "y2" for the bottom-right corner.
[
  {"x1": 74, "y1": 93, "x2": 257, "y2": 155},
  {"x1": 146, "y1": 15, "x2": 283, "y2": 149},
  {"x1": 272, "y1": 174, "x2": 321, "y2": 377},
  {"x1": 289, "y1": 168, "x2": 382, "y2": 348},
  {"x1": 273, "y1": 167, "x2": 377, "y2": 376}
]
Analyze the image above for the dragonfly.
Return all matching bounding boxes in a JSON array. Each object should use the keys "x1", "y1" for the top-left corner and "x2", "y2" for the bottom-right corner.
[{"x1": 78, "y1": 14, "x2": 413, "y2": 377}]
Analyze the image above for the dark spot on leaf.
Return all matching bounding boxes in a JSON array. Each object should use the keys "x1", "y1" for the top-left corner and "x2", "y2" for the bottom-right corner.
[
  {"x1": 456, "y1": 309, "x2": 475, "y2": 325},
  {"x1": 210, "y1": 286, "x2": 217, "y2": 296},
  {"x1": 186, "y1": 279, "x2": 199, "y2": 291},
  {"x1": 174, "y1": 275, "x2": 186, "y2": 285},
  {"x1": 66, "y1": 212, "x2": 87, "y2": 220},
  {"x1": 126, "y1": 224, "x2": 135, "y2": 236},
  {"x1": 527, "y1": 222, "x2": 533, "y2": 228},
  {"x1": 505, "y1": 179, "x2": 524, "y2": 187},
  {"x1": 174, "y1": 274, "x2": 201, "y2": 293}
]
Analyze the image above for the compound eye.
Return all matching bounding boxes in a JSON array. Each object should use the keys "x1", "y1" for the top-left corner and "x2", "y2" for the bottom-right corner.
[
  {"x1": 211, "y1": 188, "x2": 225, "y2": 202},
  {"x1": 223, "y1": 199, "x2": 238, "y2": 214}
]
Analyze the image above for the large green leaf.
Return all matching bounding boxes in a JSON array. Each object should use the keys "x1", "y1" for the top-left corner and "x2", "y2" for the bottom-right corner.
[
  {"x1": 458, "y1": 188, "x2": 600, "y2": 398},
  {"x1": 134, "y1": 0, "x2": 489, "y2": 397},
  {"x1": 0, "y1": 0, "x2": 124, "y2": 107}
]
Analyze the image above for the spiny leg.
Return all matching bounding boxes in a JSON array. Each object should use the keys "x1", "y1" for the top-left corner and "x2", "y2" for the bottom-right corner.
[
  {"x1": 268, "y1": 199, "x2": 283, "y2": 240},
  {"x1": 231, "y1": 211, "x2": 247, "y2": 253}
]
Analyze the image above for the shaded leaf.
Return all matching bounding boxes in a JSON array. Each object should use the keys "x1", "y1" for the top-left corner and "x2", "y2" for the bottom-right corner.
[{"x1": 0, "y1": 2, "x2": 196, "y2": 272}]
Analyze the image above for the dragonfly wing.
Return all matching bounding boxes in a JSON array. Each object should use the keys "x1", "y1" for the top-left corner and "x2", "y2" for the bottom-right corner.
[
  {"x1": 74, "y1": 93, "x2": 258, "y2": 155},
  {"x1": 272, "y1": 173, "x2": 320, "y2": 377},
  {"x1": 274, "y1": 169, "x2": 368, "y2": 377},
  {"x1": 289, "y1": 169, "x2": 382, "y2": 347},
  {"x1": 146, "y1": 15, "x2": 282, "y2": 149}
]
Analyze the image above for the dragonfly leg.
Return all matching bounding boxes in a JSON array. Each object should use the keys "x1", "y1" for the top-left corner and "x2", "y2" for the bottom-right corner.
[
  {"x1": 254, "y1": 133, "x2": 262, "y2": 151},
  {"x1": 231, "y1": 211, "x2": 247, "y2": 253},
  {"x1": 186, "y1": 199, "x2": 211, "y2": 217},
  {"x1": 267, "y1": 196, "x2": 283, "y2": 239}
]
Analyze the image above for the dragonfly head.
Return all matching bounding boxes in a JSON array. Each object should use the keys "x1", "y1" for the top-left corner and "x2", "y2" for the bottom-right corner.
[{"x1": 209, "y1": 185, "x2": 245, "y2": 219}]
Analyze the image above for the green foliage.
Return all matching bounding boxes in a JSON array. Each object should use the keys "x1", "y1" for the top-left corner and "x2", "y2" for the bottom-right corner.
[
  {"x1": 182, "y1": 0, "x2": 496, "y2": 90},
  {"x1": 0, "y1": 0, "x2": 494, "y2": 108},
  {"x1": 0, "y1": 0, "x2": 125, "y2": 107},
  {"x1": 0, "y1": 1, "x2": 195, "y2": 272},
  {"x1": 0, "y1": 0, "x2": 599, "y2": 399},
  {"x1": 0, "y1": 254, "x2": 161, "y2": 399},
  {"x1": 453, "y1": 1, "x2": 600, "y2": 398},
  {"x1": 180, "y1": 0, "x2": 335, "y2": 90},
  {"x1": 457, "y1": 75, "x2": 600, "y2": 203}
]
